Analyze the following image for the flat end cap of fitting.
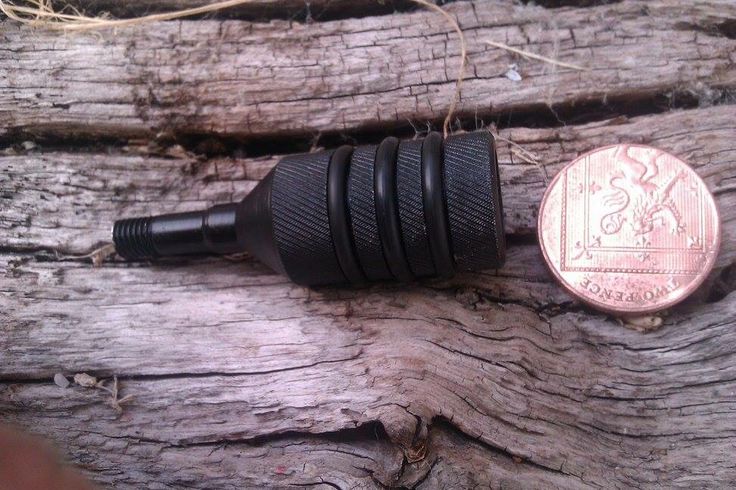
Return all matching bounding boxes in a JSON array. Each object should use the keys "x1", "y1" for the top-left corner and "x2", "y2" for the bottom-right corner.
[{"x1": 443, "y1": 131, "x2": 506, "y2": 271}]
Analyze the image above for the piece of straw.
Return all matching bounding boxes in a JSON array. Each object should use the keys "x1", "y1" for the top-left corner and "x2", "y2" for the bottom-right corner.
[
  {"x1": 408, "y1": 0, "x2": 467, "y2": 137},
  {"x1": 0, "y1": 0, "x2": 268, "y2": 30},
  {"x1": 485, "y1": 40, "x2": 587, "y2": 71},
  {"x1": 68, "y1": 243, "x2": 117, "y2": 267}
]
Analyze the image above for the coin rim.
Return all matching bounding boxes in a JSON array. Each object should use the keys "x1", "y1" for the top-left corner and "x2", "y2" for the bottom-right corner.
[{"x1": 537, "y1": 144, "x2": 722, "y2": 315}]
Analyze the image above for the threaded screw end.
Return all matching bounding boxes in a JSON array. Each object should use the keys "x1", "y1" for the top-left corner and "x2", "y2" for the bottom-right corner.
[{"x1": 113, "y1": 217, "x2": 157, "y2": 259}]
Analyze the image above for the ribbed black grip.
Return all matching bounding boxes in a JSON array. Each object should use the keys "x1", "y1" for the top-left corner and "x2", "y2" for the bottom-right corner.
[
  {"x1": 396, "y1": 138, "x2": 435, "y2": 277},
  {"x1": 271, "y1": 150, "x2": 346, "y2": 286},
  {"x1": 347, "y1": 145, "x2": 392, "y2": 281},
  {"x1": 443, "y1": 131, "x2": 505, "y2": 270},
  {"x1": 114, "y1": 131, "x2": 506, "y2": 287}
]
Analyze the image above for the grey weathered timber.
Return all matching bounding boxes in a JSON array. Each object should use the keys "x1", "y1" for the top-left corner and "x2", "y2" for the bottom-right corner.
[
  {"x1": 2, "y1": 0, "x2": 736, "y2": 488},
  {"x1": 2, "y1": 105, "x2": 735, "y2": 265},
  {"x1": 2, "y1": 106, "x2": 736, "y2": 488},
  {"x1": 1, "y1": 1, "x2": 735, "y2": 139}
]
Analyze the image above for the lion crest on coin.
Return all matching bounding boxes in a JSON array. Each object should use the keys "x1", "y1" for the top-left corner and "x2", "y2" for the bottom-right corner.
[{"x1": 599, "y1": 145, "x2": 686, "y2": 236}]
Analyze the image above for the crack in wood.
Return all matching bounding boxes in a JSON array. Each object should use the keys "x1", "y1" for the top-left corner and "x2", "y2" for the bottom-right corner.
[
  {"x1": 3, "y1": 1, "x2": 736, "y2": 487},
  {"x1": 0, "y1": 353, "x2": 364, "y2": 384}
]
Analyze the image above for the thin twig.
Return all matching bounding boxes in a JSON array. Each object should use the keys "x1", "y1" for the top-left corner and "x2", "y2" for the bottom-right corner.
[
  {"x1": 97, "y1": 376, "x2": 135, "y2": 414},
  {"x1": 494, "y1": 134, "x2": 541, "y2": 164},
  {"x1": 65, "y1": 243, "x2": 116, "y2": 267},
  {"x1": 488, "y1": 126, "x2": 548, "y2": 184},
  {"x1": 73, "y1": 373, "x2": 135, "y2": 415},
  {"x1": 485, "y1": 40, "x2": 588, "y2": 71}
]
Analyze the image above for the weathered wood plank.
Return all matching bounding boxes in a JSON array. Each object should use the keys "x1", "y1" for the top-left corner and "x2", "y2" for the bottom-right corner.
[
  {"x1": 0, "y1": 419, "x2": 581, "y2": 488},
  {"x1": 2, "y1": 104, "x2": 736, "y2": 488},
  {"x1": 3, "y1": 280, "x2": 736, "y2": 487},
  {"x1": 2, "y1": 0, "x2": 735, "y2": 140},
  {"x1": 3, "y1": 105, "x2": 734, "y2": 264},
  {"x1": 3, "y1": 2, "x2": 736, "y2": 487},
  {"x1": 0, "y1": 246, "x2": 562, "y2": 378}
]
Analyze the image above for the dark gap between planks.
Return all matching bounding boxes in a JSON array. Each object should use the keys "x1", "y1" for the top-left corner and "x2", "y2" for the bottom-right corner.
[
  {"x1": 45, "y1": 0, "x2": 425, "y2": 23},
  {"x1": 52, "y1": 0, "x2": 629, "y2": 23},
  {"x1": 3, "y1": 87, "x2": 733, "y2": 160}
]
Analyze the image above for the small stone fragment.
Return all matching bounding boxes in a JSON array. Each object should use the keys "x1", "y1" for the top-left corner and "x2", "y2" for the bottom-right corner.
[
  {"x1": 54, "y1": 373, "x2": 70, "y2": 389},
  {"x1": 73, "y1": 373, "x2": 98, "y2": 388},
  {"x1": 619, "y1": 315, "x2": 664, "y2": 332},
  {"x1": 504, "y1": 64, "x2": 522, "y2": 82}
]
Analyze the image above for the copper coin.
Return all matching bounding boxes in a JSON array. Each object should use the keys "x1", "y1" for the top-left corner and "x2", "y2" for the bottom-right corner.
[{"x1": 538, "y1": 144, "x2": 720, "y2": 315}]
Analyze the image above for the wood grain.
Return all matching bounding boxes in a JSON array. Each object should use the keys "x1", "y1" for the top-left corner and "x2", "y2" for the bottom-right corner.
[
  {"x1": 3, "y1": 257, "x2": 736, "y2": 488},
  {"x1": 3, "y1": 105, "x2": 734, "y2": 263},
  {"x1": 3, "y1": 106, "x2": 736, "y2": 488},
  {"x1": 2, "y1": 0, "x2": 735, "y2": 140},
  {"x1": 2, "y1": 1, "x2": 736, "y2": 488}
]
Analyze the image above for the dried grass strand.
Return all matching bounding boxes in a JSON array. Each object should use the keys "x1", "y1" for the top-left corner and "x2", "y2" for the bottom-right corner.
[
  {"x1": 65, "y1": 242, "x2": 117, "y2": 266},
  {"x1": 0, "y1": 0, "x2": 267, "y2": 30},
  {"x1": 487, "y1": 126, "x2": 548, "y2": 183},
  {"x1": 408, "y1": 0, "x2": 467, "y2": 137},
  {"x1": 485, "y1": 40, "x2": 588, "y2": 72}
]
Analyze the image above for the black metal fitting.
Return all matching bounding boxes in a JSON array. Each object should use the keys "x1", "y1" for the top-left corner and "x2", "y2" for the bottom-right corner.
[{"x1": 113, "y1": 131, "x2": 506, "y2": 286}]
